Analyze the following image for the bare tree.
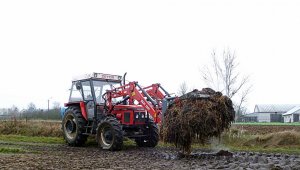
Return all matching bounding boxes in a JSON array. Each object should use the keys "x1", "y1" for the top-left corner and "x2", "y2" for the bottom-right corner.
[
  {"x1": 27, "y1": 102, "x2": 37, "y2": 113},
  {"x1": 178, "y1": 81, "x2": 188, "y2": 96},
  {"x1": 52, "y1": 101, "x2": 61, "y2": 110},
  {"x1": 201, "y1": 49, "x2": 252, "y2": 120},
  {"x1": 7, "y1": 105, "x2": 19, "y2": 116}
]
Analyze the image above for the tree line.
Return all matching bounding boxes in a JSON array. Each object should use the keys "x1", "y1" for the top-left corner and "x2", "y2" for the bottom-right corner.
[{"x1": 0, "y1": 102, "x2": 62, "y2": 120}]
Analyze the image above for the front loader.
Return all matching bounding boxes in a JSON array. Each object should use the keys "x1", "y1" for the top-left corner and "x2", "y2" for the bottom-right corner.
[{"x1": 61, "y1": 73, "x2": 174, "y2": 150}]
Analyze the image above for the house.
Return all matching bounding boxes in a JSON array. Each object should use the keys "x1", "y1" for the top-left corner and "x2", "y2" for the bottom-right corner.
[
  {"x1": 282, "y1": 106, "x2": 300, "y2": 123},
  {"x1": 0, "y1": 108, "x2": 7, "y2": 115},
  {"x1": 242, "y1": 112, "x2": 258, "y2": 122},
  {"x1": 244, "y1": 104, "x2": 300, "y2": 123}
]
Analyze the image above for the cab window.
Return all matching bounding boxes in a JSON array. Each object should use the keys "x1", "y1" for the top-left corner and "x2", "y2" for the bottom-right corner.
[
  {"x1": 81, "y1": 81, "x2": 93, "y2": 100},
  {"x1": 69, "y1": 82, "x2": 83, "y2": 102}
]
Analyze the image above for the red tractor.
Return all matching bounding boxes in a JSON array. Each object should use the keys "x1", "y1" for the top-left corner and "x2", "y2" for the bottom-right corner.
[{"x1": 62, "y1": 73, "x2": 174, "y2": 150}]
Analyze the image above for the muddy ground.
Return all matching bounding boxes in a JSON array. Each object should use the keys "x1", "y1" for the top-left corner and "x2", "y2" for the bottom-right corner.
[{"x1": 0, "y1": 141, "x2": 300, "y2": 170}]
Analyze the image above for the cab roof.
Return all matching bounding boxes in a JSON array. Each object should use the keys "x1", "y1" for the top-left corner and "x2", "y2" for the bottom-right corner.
[{"x1": 72, "y1": 73, "x2": 122, "y2": 83}]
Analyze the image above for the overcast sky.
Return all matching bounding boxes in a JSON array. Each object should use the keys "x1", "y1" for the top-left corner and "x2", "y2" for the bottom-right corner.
[{"x1": 1, "y1": 0, "x2": 300, "y2": 112}]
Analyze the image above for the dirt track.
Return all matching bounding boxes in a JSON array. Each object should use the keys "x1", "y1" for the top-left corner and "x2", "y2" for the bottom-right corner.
[{"x1": 0, "y1": 141, "x2": 300, "y2": 170}]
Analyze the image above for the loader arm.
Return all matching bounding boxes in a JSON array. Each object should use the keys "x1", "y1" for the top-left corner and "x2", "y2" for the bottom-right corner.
[
  {"x1": 143, "y1": 84, "x2": 165, "y2": 100},
  {"x1": 142, "y1": 83, "x2": 172, "y2": 108},
  {"x1": 105, "y1": 82, "x2": 161, "y2": 123}
]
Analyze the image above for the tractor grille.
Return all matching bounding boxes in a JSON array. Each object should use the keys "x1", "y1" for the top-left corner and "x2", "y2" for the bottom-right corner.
[{"x1": 134, "y1": 112, "x2": 146, "y2": 123}]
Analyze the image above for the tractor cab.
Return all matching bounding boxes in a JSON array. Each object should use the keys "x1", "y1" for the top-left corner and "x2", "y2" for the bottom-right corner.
[
  {"x1": 69, "y1": 73, "x2": 122, "y2": 103},
  {"x1": 65, "y1": 73, "x2": 123, "y2": 120}
]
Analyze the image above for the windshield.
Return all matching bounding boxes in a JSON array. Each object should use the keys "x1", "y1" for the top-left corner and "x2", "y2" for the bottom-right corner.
[{"x1": 93, "y1": 80, "x2": 120, "y2": 103}]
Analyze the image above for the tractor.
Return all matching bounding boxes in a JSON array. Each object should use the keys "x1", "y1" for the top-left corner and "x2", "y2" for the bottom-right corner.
[{"x1": 61, "y1": 73, "x2": 174, "y2": 150}]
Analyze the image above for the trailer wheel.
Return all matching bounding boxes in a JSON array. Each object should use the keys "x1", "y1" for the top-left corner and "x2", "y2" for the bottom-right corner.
[
  {"x1": 97, "y1": 117, "x2": 123, "y2": 151},
  {"x1": 135, "y1": 120, "x2": 159, "y2": 147},
  {"x1": 62, "y1": 106, "x2": 88, "y2": 146}
]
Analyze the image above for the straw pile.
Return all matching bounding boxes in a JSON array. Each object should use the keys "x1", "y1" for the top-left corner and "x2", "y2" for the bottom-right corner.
[{"x1": 161, "y1": 88, "x2": 235, "y2": 154}]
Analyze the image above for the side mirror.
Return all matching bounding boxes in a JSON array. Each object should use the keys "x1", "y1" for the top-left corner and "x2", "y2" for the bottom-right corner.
[{"x1": 76, "y1": 82, "x2": 81, "y2": 90}]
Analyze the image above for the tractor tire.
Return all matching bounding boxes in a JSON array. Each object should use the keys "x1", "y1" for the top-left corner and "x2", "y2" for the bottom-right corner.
[
  {"x1": 135, "y1": 120, "x2": 159, "y2": 147},
  {"x1": 62, "y1": 106, "x2": 88, "y2": 146},
  {"x1": 96, "y1": 116, "x2": 123, "y2": 151}
]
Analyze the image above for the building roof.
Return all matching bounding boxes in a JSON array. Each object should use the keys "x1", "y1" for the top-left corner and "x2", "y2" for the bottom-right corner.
[
  {"x1": 282, "y1": 106, "x2": 300, "y2": 116},
  {"x1": 254, "y1": 104, "x2": 300, "y2": 113}
]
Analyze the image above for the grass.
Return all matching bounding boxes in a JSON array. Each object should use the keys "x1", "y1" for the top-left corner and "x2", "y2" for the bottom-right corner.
[
  {"x1": 0, "y1": 120, "x2": 62, "y2": 137},
  {"x1": 216, "y1": 129, "x2": 300, "y2": 154},
  {"x1": 0, "y1": 133, "x2": 299, "y2": 155},
  {"x1": 0, "y1": 120, "x2": 299, "y2": 154},
  {"x1": 156, "y1": 128, "x2": 300, "y2": 155},
  {"x1": 233, "y1": 122, "x2": 300, "y2": 126},
  {"x1": 0, "y1": 135, "x2": 64, "y2": 144},
  {"x1": 0, "y1": 147, "x2": 25, "y2": 154}
]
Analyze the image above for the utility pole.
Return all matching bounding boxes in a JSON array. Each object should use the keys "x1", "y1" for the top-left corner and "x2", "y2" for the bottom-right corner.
[
  {"x1": 48, "y1": 97, "x2": 52, "y2": 112},
  {"x1": 48, "y1": 99, "x2": 50, "y2": 112},
  {"x1": 47, "y1": 97, "x2": 52, "y2": 120}
]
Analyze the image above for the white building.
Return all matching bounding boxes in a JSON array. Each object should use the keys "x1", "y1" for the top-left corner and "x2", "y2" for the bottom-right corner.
[
  {"x1": 282, "y1": 106, "x2": 300, "y2": 123},
  {"x1": 244, "y1": 104, "x2": 300, "y2": 123}
]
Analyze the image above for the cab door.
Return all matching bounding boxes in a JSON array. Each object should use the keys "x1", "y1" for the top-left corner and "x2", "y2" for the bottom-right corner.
[{"x1": 81, "y1": 80, "x2": 95, "y2": 120}]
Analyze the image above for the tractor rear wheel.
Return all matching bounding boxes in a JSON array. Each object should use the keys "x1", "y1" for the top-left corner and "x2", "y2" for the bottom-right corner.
[
  {"x1": 62, "y1": 106, "x2": 88, "y2": 146},
  {"x1": 135, "y1": 120, "x2": 159, "y2": 147},
  {"x1": 97, "y1": 117, "x2": 123, "y2": 151}
]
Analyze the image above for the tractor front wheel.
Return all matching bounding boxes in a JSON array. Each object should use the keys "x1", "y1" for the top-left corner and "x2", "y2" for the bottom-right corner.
[
  {"x1": 97, "y1": 117, "x2": 123, "y2": 151},
  {"x1": 135, "y1": 120, "x2": 159, "y2": 147}
]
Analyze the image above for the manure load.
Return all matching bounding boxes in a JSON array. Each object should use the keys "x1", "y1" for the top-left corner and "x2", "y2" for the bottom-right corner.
[{"x1": 161, "y1": 88, "x2": 235, "y2": 154}]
